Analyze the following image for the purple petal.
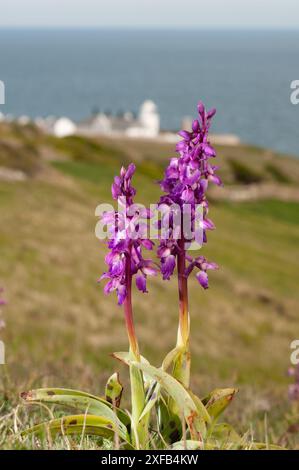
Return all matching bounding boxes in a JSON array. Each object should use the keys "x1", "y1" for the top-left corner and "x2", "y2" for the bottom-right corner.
[
  {"x1": 157, "y1": 245, "x2": 171, "y2": 259},
  {"x1": 197, "y1": 102, "x2": 205, "y2": 117},
  {"x1": 205, "y1": 262, "x2": 219, "y2": 271},
  {"x1": 126, "y1": 163, "x2": 136, "y2": 179},
  {"x1": 178, "y1": 130, "x2": 192, "y2": 141},
  {"x1": 200, "y1": 179, "x2": 209, "y2": 193},
  {"x1": 111, "y1": 182, "x2": 121, "y2": 199},
  {"x1": 136, "y1": 275, "x2": 147, "y2": 293},
  {"x1": 209, "y1": 174, "x2": 223, "y2": 186},
  {"x1": 110, "y1": 260, "x2": 125, "y2": 276},
  {"x1": 162, "y1": 255, "x2": 176, "y2": 280},
  {"x1": 176, "y1": 141, "x2": 187, "y2": 152},
  {"x1": 203, "y1": 218, "x2": 215, "y2": 230},
  {"x1": 181, "y1": 188, "x2": 194, "y2": 203},
  {"x1": 104, "y1": 280, "x2": 115, "y2": 295},
  {"x1": 192, "y1": 119, "x2": 200, "y2": 132},
  {"x1": 141, "y1": 239, "x2": 154, "y2": 250},
  {"x1": 196, "y1": 271, "x2": 209, "y2": 289},
  {"x1": 185, "y1": 262, "x2": 195, "y2": 278},
  {"x1": 117, "y1": 285, "x2": 127, "y2": 305},
  {"x1": 98, "y1": 272, "x2": 109, "y2": 282},
  {"x1": 185, "y1": 169, "x2": 200, "y2": 186},
  {"x1": 207, "y1": 108, "x2": 217, "y2": 119},
  {"x1": 199, "y1": 260, "x2": 219, "y2": 271},
  {"x1": 142, "y1": 265, "x2": 158, "y2": 276},
  {"x1": 203, "y1": 144, "x2": 216, "y2": 157}
]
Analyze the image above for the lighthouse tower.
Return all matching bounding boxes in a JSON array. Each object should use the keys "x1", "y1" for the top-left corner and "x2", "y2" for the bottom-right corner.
[{"x1": 139, "y1": 100, "x2": 160, "y2": 137}]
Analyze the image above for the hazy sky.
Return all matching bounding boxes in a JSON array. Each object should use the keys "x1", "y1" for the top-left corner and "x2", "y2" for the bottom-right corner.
[{"x1": 0, "y1": 0, "x2": 298, "y2": 29}]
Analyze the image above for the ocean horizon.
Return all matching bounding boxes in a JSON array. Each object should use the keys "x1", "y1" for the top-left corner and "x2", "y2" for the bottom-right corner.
[{"x1": 0, "y1": 28, "x2": 298, "y2": 155}]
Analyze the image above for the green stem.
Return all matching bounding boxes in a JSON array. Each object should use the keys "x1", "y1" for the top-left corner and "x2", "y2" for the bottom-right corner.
[
  {"x1": 177, "y1": 239, "x2": 190, "y2": 348},
  {"x1": 123, "y1": 254, "x2": 140, "y2": 359},
  {"x1": 123, "y1": 248, "x2": 148, "y2": 449},
  {"x1": 173, "y1": 238, "x2": 191, "y2": 388}
]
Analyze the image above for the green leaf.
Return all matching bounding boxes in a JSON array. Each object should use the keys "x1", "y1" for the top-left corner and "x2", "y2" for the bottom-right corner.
[
  {"x1": 112, "y1": 351, "x2": 150, "y2": 366},
  {"x1": 138, "y1": 349, "x2": 180, "y2": 423},
  {"x1": 130, "y1": 361, "x2": 210, "y2": 440},
  {"x1": 105, "y1": 373, "x2": 123, "y2": 408},
  {"x1": 162, "y1": 347, "x2": 181, "y2": 371},
  {"x1": 148, "y1": 349, "x2": 186, "y2": 444},
  {"x1": 139, "y1": 382, "x2": 160, "y2": 422},
  {"x1": 113, "y1": 351, "x2": 152, "y2": 388},
  {"x1": 20, "y1": 388, "x2": 129, "y2": 442},
  {"x1": 156, "y1": 396, "x2": 182, "y2": 444},
  {"x1": 172, "y1": 346, "x2": 191, "y2": 390},
  {"x1": 202, "y1": 388, "x2": 238, "y2": 421},
  {"x1": 112, "y1": 352, "x2": 149, "y2": 448},
  {"x1": 22, "y1": 414, "x2": 122, "y2": 441}
]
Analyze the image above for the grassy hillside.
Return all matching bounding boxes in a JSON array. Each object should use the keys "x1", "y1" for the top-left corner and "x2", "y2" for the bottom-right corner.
[{"x1": 0, "y1": 123, "x2": 299, "y2": 448}]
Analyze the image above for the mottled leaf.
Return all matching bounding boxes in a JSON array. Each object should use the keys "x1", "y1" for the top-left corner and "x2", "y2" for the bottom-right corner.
[
  {"x1": 21, "y1": 414, "x2": 125, "y2": 442},
  {"x1": 20, "y1": 388, "x2": 129, "y2": 442}
]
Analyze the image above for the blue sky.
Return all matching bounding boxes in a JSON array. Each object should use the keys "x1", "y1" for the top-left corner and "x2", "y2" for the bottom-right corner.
[{"x1": 0, "y1": 0, "x2": 298, "y2": 28}]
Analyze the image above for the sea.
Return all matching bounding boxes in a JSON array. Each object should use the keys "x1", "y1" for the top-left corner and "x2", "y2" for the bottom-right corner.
[{"x1": 0, "y1": 29, "x2": 298, "y2": 155}]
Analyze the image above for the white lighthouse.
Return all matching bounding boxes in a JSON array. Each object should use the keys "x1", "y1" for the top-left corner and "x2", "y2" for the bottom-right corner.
[{"x1": 138, "y1": 100, "x2": 160, "y2": 137}]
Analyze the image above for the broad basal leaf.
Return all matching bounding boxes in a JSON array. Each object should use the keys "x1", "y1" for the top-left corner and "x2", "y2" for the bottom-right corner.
[
  {"x1": 20, "y1": 388, "x2": 129, "y2": 442},
  {"x1": 21, "y1": 414, "x2": 132, "y2": 445}
]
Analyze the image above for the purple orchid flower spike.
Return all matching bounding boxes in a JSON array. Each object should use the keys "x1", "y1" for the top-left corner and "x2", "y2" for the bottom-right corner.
[
  {"x1": 98, "y1": 164, "x2": 158, "y2": 446},
  {"x1": 158, "y1": 101, "x2": 221, "y2": 289},
  {"x1": 157, "y1": 101, "x2": 221, "y2": 388},
  {"x1": 100, "y1": 163, "x2": 157, "y2": 306},
  {"x1": 98, "y1": 163, "x2": 157, "y2": 358}
]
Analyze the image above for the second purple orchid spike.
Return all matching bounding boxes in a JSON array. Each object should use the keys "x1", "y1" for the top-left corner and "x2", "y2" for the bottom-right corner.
[{"x1": 157, "y1": 101, "x2": 221, "y2": 389}]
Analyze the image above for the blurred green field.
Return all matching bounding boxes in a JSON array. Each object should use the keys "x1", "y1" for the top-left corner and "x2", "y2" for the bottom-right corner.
[{"x1": 0, "y1": 123, "x2": 299, "y2": 448}]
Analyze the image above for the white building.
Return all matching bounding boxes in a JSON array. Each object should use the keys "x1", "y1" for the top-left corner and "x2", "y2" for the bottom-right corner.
[
  {"x1": 14, "y1": 100, "x2": 161, "y2": 140},
  {"x1": 53, "y1": 117, "x2": 77, "y2": 138},
  {"x1": 125, "y1": 100, "x2": 160, "y2": 138},
  {"x1": 138, "y1": 100, "x2": 160, "y2": 136},
  {"x1": 78, "y1": 112, "x2": 112, "y2": 136}
]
